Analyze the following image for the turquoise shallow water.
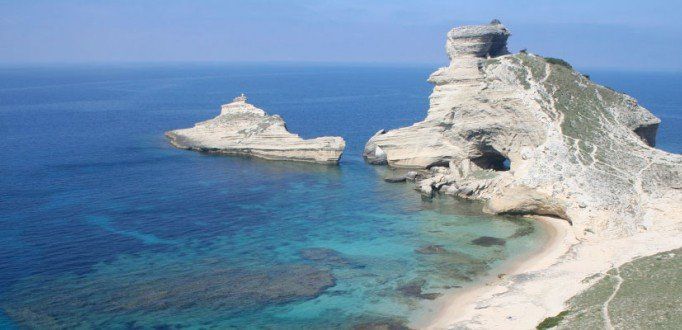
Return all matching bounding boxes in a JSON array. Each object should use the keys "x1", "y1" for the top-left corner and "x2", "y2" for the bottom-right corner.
[{"x1": 0, "y1": 65, "x2": 678, "y2": 328}]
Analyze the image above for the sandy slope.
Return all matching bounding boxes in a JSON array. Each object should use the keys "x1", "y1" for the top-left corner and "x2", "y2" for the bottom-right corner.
[{"x1": 421, "y1": 199, "x2": 681, "y2": 329}]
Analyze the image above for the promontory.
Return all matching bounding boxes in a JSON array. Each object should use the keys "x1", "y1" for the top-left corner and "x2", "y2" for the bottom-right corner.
[
  {"x1": 166, "y1": 95, "x2": 345, "y2": 164},
  {"x1": 364, "y1": 20, "x2": 681, "y2": 237}
]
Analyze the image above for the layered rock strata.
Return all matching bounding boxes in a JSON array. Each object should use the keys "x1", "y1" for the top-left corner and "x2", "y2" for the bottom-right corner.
[
  {"x1": 364, "y1": 20, "x2": 681, "y2": 237},
  {"x1": 167, "y1": 95, "x2": 345, "y2": 164}
]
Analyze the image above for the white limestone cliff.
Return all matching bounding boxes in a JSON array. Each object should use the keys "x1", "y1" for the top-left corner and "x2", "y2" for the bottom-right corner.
[
  {"x1": 166, "y1": 95, "x2": 345, "y2": 164},
  {"x1": 364, "y1": 20, "x2": 681, "y2": 237}
]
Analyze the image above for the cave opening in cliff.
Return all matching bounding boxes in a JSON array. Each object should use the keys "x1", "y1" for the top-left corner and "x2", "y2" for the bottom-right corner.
[
  {"x1": 634, "y1": 123, "x2": 658, "y2": 147},
  {"x1": 471, "y1": 151, "x2": 510, "y2": 171}
]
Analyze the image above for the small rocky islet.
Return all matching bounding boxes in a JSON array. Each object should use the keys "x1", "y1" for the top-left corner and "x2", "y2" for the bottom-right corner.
[{"x1": 166, "y1": 94, "x2": 346, "y2": 164}]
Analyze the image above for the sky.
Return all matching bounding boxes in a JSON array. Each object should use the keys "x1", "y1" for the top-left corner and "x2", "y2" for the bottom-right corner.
[{"x1": 1, "y1": 0, "x2": 681, "y2": 70}]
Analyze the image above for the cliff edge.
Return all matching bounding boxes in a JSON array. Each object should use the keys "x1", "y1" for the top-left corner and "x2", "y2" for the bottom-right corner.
[
  {"x1": 364, "y1": 20, "x2": 681, "y2": 237},
  {"x1": 167, "y1": 95, "x2": 345, "y2": 164}
]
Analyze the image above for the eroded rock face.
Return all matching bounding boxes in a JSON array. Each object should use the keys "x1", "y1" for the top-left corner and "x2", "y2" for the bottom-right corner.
[
  {"x1": 166, "y1": 95, "x2": 345, "y2": 164},
  {"x1": 364, "y1": 21, "x2": 682, "y2": 236},
  {"x1": 446, "y1": 19, "x2": 510, "y2": 59}
]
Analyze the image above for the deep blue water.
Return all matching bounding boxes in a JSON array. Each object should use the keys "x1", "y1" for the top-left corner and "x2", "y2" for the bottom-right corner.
[{"x1": 0, "y1": 64, "x2": 679, "y2": 329}]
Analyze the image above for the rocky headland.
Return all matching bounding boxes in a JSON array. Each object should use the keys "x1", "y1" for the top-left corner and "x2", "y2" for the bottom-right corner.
[
  {"x1": 166, "y1": 95, "x2": 345, "y2": 164},
  {"x1": 363, "y1": 20, "x2": 682, "y2": 329},
  {"x1": 364, "y1": 20, "x2": 681, "y2": 238}
]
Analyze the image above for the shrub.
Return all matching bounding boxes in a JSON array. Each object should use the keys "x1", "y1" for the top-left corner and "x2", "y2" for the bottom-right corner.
[
  {"x1": 536, "y1": 310, "x2": 570, "y2": 329},
  {"x1": 544, "y1": 57, "x2": 573, "y2": 69}
]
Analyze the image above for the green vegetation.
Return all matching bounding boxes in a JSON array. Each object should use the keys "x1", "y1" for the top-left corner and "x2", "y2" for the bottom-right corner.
[
  {"x1": 484, "y1": 58, "x2": 501, "y2": 67},
  {"x1": 540, "y1": 54, "x2": 621, "y2": 165},
  {"x1": 547, "y1": 248, "x2": 682, "y2": 329},
  {"x1": 556, "y1": 271, "x2": 619, "y2": 328},
  {"x1": 497, "y1": 52, "x2": 648, "y2": 180},
  {"x1": 507, "y1": 56, "x2": 531, "y2": 89},
  {"x1": 516, "y1": 53, "x2": 546, "y2": 81},
  {"x1": 537, "y1": 310, "x2": 569, "y2": 329},
  {"x1": 580, "y1": 272, "x2": 602, "y2": 284},
  {"x1": 544, "y1": 57, "x2": 573, "y2": 69},
  {"x1": 606, "y1": 249, "x2": 682, "y2": 329}
]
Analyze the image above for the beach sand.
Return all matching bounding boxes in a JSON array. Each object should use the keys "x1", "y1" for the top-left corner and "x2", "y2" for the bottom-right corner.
[{"x1": 416, "y1": 201, "x2": 682, "y2": 329}]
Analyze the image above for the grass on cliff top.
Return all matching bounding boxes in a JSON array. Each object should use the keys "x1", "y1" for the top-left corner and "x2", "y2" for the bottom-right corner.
[
  {"x1": 539, "y1": 54, "x2": 621, "y2": 164},
  {"x1": 543, "y1": 57, "x2": 573, "y2": 69},
  {"x1": 537, "y1": 248, "x2": 682, "y2": 329},
  {"x1": 492, "y1": 53, "x2": 648, "y2": 179}
]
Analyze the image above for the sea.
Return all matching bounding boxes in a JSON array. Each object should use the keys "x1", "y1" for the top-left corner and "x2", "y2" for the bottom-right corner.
[{"x1": 0, "y1": 64, "x2": 679, "y2": 329}]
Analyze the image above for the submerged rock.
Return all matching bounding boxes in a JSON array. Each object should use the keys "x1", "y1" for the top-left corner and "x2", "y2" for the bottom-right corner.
[
  {"x1": 2, "y1": 263, "x2": 336, "y2": 328},
  {"x1": 396, "y1": 279, "x2": 442, "y2": 300},
  {"x1": 509, "y1": 222, "x2": 536, "y2": 239},
  {"x1": 299, "y1": 248, "x2": 366, "y2": 270},
  {"x1": 166, "y1": 95, "x2": 345, "y2": 164},
  {"x1": 352, "y1": 315, "x2": 412, "y2": 330},
  {"x1": 415, "y1": 244, "x2": 449, "y2": 254},
  {"x1": 384, "y1": 174, "x2": 407, "y2": 183},
  {"x1": 471, "y1": 236, "x2": 506, "y2": 247},
  {"x1": 413, "y1": 247, "x2": 491, "y2": 282},
  {"x1": 299, "y1": 247, "x2": 352, "y2": 266},
  {"x1": 363, "y1": 20, "x2": 682, "y2": 236},
  {"x1": 353, "y1": 320, "x2": 411, "y2": 330}
]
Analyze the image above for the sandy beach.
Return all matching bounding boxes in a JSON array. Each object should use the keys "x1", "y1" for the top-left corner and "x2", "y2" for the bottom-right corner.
[{"x1": 418, "y1": 200, "x2": 682, "y2": 329}]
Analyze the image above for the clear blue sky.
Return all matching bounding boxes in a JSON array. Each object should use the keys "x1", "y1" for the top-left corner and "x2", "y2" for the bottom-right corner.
[{"x1": 1, "y1": 0, "x2": 680, "y2": 70}]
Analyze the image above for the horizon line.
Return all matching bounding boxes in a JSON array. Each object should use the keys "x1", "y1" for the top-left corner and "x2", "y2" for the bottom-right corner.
[{"x1": 1, "y1": 60, "x2": 680, "y2": 73}]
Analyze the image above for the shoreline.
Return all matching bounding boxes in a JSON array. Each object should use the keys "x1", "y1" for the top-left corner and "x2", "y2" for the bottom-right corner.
[
  {"x1": 410, "y1": 216, "x2": 573, "y2": 329},
  {"x1": 416, "y1": 204, "x2": 682, "y2": 329}
]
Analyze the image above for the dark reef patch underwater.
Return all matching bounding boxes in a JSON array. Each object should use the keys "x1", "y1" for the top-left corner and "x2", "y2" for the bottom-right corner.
[{"x1": 0, "y1": 64, "x2": 680, "y2": 328}]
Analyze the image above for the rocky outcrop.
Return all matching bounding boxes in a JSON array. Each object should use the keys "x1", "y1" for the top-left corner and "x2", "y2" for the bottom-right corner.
[
  {"x1": 167, "y1": 95, "x2": 345, "y2": 164},
  {"x1": 364, "y1": 20, "x2": 682, "y2": 237}
]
